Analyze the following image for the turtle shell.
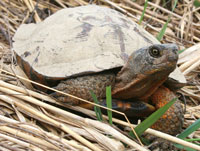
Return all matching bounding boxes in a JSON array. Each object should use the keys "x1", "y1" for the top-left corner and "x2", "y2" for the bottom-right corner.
[{"x1": 13, "y1": 5, "x2": 185, "y2": 83}]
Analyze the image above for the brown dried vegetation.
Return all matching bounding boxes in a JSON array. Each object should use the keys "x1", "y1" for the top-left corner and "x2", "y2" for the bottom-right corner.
[{"x1": 0, "y1": 0, "x2": 200, "y2": 150}]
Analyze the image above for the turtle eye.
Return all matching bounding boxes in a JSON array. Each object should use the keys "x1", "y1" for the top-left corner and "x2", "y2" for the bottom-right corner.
[{"x1": 149, "y1": 47, "x2": 160, "y2": 58}]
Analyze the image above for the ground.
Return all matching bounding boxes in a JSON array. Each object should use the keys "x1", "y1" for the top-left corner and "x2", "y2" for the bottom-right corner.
[{"x1": 0, "y1": 0, "x2": 200, "y2": 150}]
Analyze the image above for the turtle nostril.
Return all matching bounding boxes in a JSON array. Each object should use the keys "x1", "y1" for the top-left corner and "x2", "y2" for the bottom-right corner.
[
  {"x1": 173, "y1": 48, "x2": 178, "y2": 54},
  {"x1": 169, "y1": 55, "x2": 178, "y2": 62},
  {"x1": 172, "y1": 45, "x2": 178, "y2": 54}
]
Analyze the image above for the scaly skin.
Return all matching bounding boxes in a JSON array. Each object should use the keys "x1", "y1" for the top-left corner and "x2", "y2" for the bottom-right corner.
[{"x1": 52, "y1": 72, "x2": 115, "y2": 105}]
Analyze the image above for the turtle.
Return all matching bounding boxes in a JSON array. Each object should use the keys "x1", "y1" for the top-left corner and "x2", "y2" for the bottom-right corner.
[{"x1": 13, "y1": 5, "x2": 186, "y2": 135}]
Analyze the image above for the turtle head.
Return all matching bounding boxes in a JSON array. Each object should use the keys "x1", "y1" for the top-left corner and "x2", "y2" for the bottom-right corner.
[
  {"x1": 112, "y1": 43, "x2": 178, "y2": 100},
  {"x1": 140, "y1": 43, "x2": 178, "y2": 74}
]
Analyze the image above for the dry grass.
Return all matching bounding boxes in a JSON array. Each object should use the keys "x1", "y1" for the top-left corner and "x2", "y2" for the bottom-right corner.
[{"x1": 0, "y1": 0, "x2": 200, "y2": 150}]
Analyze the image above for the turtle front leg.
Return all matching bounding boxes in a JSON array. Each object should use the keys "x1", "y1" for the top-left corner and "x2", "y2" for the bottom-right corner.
[
  {"x1": 150, "y1": 86, "x2": 184, "y2": 135},
  {"x1": 95, "y1": 99, "x2": 156, "y2": 117}
]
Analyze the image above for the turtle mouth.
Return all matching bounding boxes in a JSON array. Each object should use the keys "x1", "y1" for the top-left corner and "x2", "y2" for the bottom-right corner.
[{"x1": 153, "y1": 61, "x2": 177, "y2": 73}]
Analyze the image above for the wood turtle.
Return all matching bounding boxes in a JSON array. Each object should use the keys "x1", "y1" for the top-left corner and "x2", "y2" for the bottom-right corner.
[{"x1": 13, "y1": 5, "x2": 186, "y2": 135}]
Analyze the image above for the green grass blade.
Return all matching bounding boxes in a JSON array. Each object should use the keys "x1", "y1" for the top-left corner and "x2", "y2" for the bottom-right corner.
[
  {"x1": 184, "y1": 138, "x2": 200, "y2": 142},
  {"x1": 194, "y1": 0, "x2": 200, "y2": 7},
  {"x1": 106, "y1": 86, "x2": 112, "y2": 125},
  {"x1": 177, "y1": 118, "x2": 200, "y2": 139},
  {"x1": 90, "y1": 90, "x2": 103, "y2": 121},
  {"x1": 139, "y1": 0, "x2": 148, "y2": 24},
  {"x1": 130, "y1": 98, "x2": 177, "y2": 137},
  {"x1": 156, "y1": 18, "x2": 170, "y2": 41},
  {"x1": 171, "y1": 0, "x2": 178, "y2": 11},
  {"x1": 156, "y1": 0, "x2": 178, "y2": 41},
  {"x1": 173, "y1": 144, "x2": 197, "y2": 151},
  {"x1": 178, "y1": 49, "x2": 185, "y2": 54},
  {"x1": 173, "y1": 118, "x2": 200, "y2": 150}
]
